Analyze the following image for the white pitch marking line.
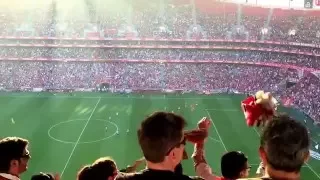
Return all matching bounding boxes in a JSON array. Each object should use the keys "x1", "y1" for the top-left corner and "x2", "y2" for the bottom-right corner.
[
  {"x1": 205, "y1": 109, "x2": 228, "y2": 152},
  {"x1": 209, "y1": 136, "x2": 221, "y2": 143},
  {"x1": 253, "y1": 127, "x2": 260, "y2": 137},
  {"x1": 305, "y1": 162, "x2": 320, "y2": 179},
  {"x1": 60, "y1": 97, "x2": 101, "y2": 178}
]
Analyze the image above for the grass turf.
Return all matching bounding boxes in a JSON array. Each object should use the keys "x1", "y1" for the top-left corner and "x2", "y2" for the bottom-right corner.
[{"x1": 0, "y1": 92, "x2": 319, "y2": 180}]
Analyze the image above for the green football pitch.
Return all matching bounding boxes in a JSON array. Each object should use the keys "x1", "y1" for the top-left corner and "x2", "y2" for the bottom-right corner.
[{"x1": 0, "y1": 92, "x2": 319, "y2": 180}]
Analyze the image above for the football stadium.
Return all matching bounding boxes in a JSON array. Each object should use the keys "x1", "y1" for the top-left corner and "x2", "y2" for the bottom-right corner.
[{"x1": 0, "y1": 0, "x2": 320, "y2": 180}]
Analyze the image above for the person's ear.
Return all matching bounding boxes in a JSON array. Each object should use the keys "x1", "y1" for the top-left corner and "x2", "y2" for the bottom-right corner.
[
  {"x1": 54, "y1": 173, "x2": 61, "y2": 180},
  {"x1": 10, "y1": 159, "x2": 19, "y2": 168},
  {"x1": 171, "y1": 149, "x2": 177, "y2": 159},
  {"x1": 304, "y1": 150, "x2": 310, "y2": 163},
  {"x1": 9, "y1": 159, "x2": 19, "y2": 174},
  {"x1": 170, "y1": 148, "x2": 182, "y2": 163},
  {"x1": 239, "y1": 170, "x2": 245, "y2": 177},
  {"x1": 166, "y1": 149, "x2": 174, "y2": 159}
]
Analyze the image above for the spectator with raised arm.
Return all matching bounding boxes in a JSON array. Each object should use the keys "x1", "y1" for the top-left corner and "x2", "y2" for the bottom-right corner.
[{"x1": 191, "y1": 118, "x2": 251, "y2": 180}]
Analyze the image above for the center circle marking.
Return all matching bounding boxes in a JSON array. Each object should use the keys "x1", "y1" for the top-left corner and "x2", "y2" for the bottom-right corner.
[{"x1": 48, "y1": 119, "x2": 119, "y2": 144}]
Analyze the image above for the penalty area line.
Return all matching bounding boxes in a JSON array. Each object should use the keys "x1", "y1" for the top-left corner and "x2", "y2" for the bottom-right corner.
[{"x1": 205, "y1": 109, "x2": 228, "y2": 152}]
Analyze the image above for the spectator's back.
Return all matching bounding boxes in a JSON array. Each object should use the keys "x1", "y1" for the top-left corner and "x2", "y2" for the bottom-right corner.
[
  {"x1": 239, "y1": 114, "x2": 310, "y2": 180},
  {"x1": 116, "y1": 112, "x2": 193, "y2": 180}
]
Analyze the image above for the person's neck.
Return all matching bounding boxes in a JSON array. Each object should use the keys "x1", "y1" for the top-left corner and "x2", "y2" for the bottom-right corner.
[
  {"x1": 265, "y1": 166, "x2": 300, "y2": 180},
  {"x1": 146, "y1": 161, "x2": 175, "y2": 172}
]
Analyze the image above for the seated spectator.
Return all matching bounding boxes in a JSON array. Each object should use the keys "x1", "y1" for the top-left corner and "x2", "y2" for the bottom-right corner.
[
  {"x1": 77, "y1": 157, "x2": 118, "y2": 180},
  {"x1": 116, "y1": 112, "x2": 193, "y2": 180},
  {"x1": 240, "y1": 114, "x2": 310, "y2": 180},
  {"x1": 0, "y1": 137, "x2": 30, "y2": 180},
  {"x1": 31, "y1": 173, "x2": 59, "y2": 180}
]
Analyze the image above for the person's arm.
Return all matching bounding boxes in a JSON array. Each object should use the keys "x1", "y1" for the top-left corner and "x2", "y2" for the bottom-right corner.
[
  {"x1": 192, "y1": 141, "x2": 206, "y2": 166},
  {"x1": 192, "y1": 141, "x2": 219, "y2": 180},
  {"x1": 192, "y1": 117, "x2": 219, "y2": 180},
  {"x1": 255, "y1": 162, "x2": 265, "y2": 177}
]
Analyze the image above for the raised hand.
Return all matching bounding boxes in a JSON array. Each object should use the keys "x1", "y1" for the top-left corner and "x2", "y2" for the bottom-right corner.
[{"x1": 197, "y1": 117, "x2": 211, "y2": 130}]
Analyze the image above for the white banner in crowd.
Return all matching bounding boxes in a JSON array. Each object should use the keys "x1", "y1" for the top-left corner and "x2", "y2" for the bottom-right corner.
[{"x1": 310, "y1": 150, "x2": 320, "y2": 161}]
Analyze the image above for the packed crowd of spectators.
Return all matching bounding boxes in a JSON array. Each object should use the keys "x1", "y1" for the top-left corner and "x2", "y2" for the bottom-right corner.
[
  {"x1": 0, "y1": 61, "x2": 297, "y2": 90},
  {"x1": 0, "y1": 59, "x2": 319, "y2": 122},
  {"x1": 1, "y1": 1, "x2": 320, "y2": 44},
  {"x1": 0, "y1": 48, "x2": 319, "y2": 69},
  {"x1": 284, "y1": 72, "x2": 320, "y2": 123}
]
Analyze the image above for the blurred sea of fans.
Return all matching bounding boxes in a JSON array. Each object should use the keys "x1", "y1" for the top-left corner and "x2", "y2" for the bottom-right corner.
[
  {"x1": 1, "y1": 1, "x2": 320, "y2": 43},
  {"x1": 0, "y1": 1, "x2": 319, "y2": 123}
]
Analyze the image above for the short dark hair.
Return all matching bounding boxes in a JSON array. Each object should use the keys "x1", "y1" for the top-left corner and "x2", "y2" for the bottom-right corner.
[
  {"x1": 221, "y1": 151, "x2": 248, "y2": 179},
  {"x1": 138, "y1": 112, "x2": 187, "y2": 163},
  {"x1": 261, "y1": 114, "x2": 310, "y2": 172},
  {"x1": 0, "y1": 137, "x2": 29, "y2": 172},
  {"x1": 77, "y1": 157, "x2": 116, "y2": 180},
  {"x1": 31, "y1": 173, "x2": 54, "y2": 180}
]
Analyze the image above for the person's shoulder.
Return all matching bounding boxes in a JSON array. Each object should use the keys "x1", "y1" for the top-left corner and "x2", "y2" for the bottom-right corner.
[
  {"x1": 115, "y1": 171, "x2": 193, "y2": 180},
  {"x1": 0, "y1": 176, "x2": 10, "y2": 180},
  {"x1": 179, "y1": 174, "x2": 195, "y2": 180},
  {"x1": 116, "y1": 172, "x2": 141, "y2": 180},
  {"x1": 237, "y1": 177, "x2": 272, "y2": 180},
  {"x1": 116, "y1": 171, "x2": 145, "y2": 179}
]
